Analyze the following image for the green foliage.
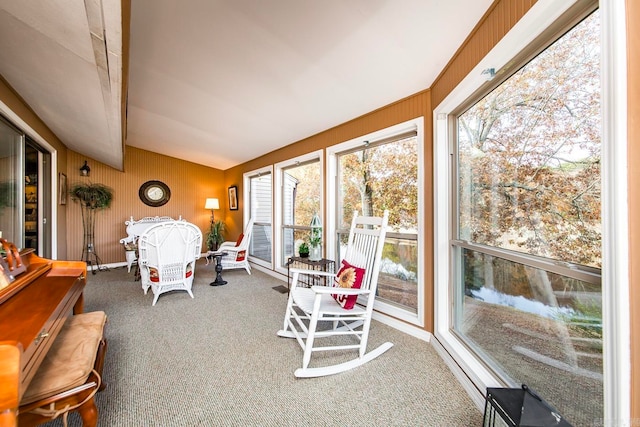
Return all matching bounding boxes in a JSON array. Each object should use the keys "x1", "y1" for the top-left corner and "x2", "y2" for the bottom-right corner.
[
  {"x1": 339, "y1": 139, "x2": 418, "y2": 231},
  {"x1": 285, "y1": 162, "x2": 321, "y2": 226},
  {"x1": 298, "y1": 242, "x2": 309, "y2": 254},
  {"x1": 206, "y1": 220, "x2": 225, "y2": 250},
  {"x1": 309, "y1": 227, "x2": 322, "y2": 247},
  {"x1": 70, "y1": 182, "x2": 113, "y2": 210}
]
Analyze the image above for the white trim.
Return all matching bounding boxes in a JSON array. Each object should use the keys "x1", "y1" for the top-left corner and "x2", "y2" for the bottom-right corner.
[
  {"x1": 243, "y1": 165, "x2": 274, "y2": 270},
  {"x1": 600, "y1": 0, "x2": 630, "y2": 424},
  {"x1": 371, "y1": 310, "x2": 431, "y2": 342},
  {"x1": 433, "y1": 0, "x2": 629, "y2": 416},
  {"x1": 430, "y1": 337, "x2": 486, "y2": 410},
  {"x1": 273, "y1": 150, "x2": 324, "y2": 275},
  {"x1": 326, "y1": 117, "x2": 425, "y2": 328}
]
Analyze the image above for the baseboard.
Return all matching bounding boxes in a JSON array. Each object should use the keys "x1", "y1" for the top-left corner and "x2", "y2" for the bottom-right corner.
[
  {"x1": 87, "y1": 261, "x2": 128, "y2": 272},
  {"x1": 371, "y1": 311, "x2": 432, "y2": 342},
  {"x1": 251, "y1": 263, "x2": 288, "y2": 281},
  {"x1": 430, "y1": 337, "x2": 486, "y2": 411}
]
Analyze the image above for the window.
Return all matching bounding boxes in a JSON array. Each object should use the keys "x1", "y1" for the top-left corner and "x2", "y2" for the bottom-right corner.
[
  {"x1": 277, "y1": 154, "x2": 322, "y2": 268},
  {"x1": 328, "y1": 118, "x2": 424, "y2": 324},
  {"x1": 441, "y1": 7, "x2": 602, "y2": 426},
  {"x1": 246, "y1": 168, "x2": 273, "y2": 267}
]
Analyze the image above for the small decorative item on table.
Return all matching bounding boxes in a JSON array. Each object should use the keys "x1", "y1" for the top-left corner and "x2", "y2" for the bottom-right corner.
[{"x1": 298, "y1": 243, "x2": 309, "y2": 258}]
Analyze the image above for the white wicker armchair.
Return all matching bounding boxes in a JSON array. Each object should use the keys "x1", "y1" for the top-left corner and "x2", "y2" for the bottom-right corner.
[
  {"x1": 119, "y1": 216, "x2": 181, "y2": 272},
  {"x1": 218, "y1": 218, "x2": 254, "y2": 275},
  {"x1": 137, "y1": 220, "x2": 202, "y2": 306}
]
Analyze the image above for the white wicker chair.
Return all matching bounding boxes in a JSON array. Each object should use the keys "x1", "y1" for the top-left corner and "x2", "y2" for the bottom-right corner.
[
  {"x1": 277, "y1": 211, "x2": 391, "y2": 378},
  {"x1": 137, "y1": 220, "x2": 202, "y2": 306},
  {"x1": 218, "y1": 218, "x2": 254, "y2": 275},
  {"x1": 119, "y1": 216, "x2": 181, "y2": 272}
]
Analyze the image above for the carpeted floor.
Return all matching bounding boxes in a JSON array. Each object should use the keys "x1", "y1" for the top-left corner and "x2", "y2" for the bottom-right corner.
[{"x1": 42, "y1": 260, "x2": 482, "y2": 426}]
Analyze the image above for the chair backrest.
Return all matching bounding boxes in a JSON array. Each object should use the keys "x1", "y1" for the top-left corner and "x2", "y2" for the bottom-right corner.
[
  {"x1": 236, "y1": 218, "x2": 254, "y2": 249},
  {"x1": 119, "y1": 215, "x2": 182, "y2": 245},
  {"x1": 138, "y1": 221, "x2": 202, "y2": 283},
  {"x1": 341, "y1": 210, "x2": 389, "y2": 297}
]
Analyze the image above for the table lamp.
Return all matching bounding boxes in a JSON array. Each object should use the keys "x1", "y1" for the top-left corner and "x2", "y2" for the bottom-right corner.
[{"x1": 205, "y1": 198, "x2": 219, "y2": 225}]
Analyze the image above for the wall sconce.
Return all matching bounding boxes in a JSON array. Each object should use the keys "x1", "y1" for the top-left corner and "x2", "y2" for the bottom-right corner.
[
  {"x1": 204, "y1": 198, "x2": 220, "y2": 225},
  {"x1": 80, "y1": 160, "x2": 91, "y2": 177}
]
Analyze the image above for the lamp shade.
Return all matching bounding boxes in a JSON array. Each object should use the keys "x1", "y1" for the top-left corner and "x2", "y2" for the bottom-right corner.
[{"x1": 205, "y1": 198, "x2": 219, "y2": 210}]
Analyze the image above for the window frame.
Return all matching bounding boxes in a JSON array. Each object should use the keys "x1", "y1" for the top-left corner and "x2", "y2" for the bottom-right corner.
[
  {"x1": 327, "y1": 117, "x2": 425, "y2": 327},
  {"x1": 274, "y1": 150, "x2": 324, "y2": 276},
  {"x1": 243, "y1": 165, "x2": 274, "y2": 270},
  {"x1": 433, "y1": 0, "x2": 629, "y2": 419}
]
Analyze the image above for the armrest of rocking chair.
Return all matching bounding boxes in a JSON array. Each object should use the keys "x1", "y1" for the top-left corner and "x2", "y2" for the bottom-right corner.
[
  {"x1": 218, "y1": 241, "x2": 236, "y2": 250},
  {"x1": 310, "y1": 285, "x2": 371, "y2": 296}
]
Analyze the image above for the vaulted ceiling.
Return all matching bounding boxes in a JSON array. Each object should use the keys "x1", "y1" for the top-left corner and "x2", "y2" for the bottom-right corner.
[{"x1": 0, "y1": 0, "x2": 493, "y2": 171}]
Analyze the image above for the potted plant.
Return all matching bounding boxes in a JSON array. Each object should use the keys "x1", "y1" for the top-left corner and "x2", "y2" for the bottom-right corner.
[
  {"x1": 298, "y1": 242, "x2": 309, "y2": 258},
  {"x1": 70, "y1": 182, "x2": 113, "y2": 272},
  {"x1": 206, "y1": 220, "x2": 225, "y2": 251}
]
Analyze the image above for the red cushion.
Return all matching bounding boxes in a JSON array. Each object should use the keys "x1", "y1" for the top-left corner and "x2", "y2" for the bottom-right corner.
[
  {"x1": 236, "y1": 250, "x2": 246, "y2": 262},
  {"x1": 235, "y1": 233, "x2": 244, "y2": 247},
  {"x1": 332, "y1": 259, "x2": 366, "y2": 309},
  {"x1": 149, "y1": 267, "x2": 159, "y2": 282},
  {"x1": 149, "y1": 263, "x2": 193, "y2": 281}
]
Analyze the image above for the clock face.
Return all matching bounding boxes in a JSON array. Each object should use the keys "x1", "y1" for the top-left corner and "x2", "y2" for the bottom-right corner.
[
  {"x1": 147, "y1": 186, "x2": 164, "y2": 201},
  {"x1": 139, "y1": 180, "x2": 170, "y2": 207}
]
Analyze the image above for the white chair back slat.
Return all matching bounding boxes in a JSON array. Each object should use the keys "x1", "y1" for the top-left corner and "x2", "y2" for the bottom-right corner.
[{"x1": 341, "y1": 211, "x2": 388, "y2": 293}]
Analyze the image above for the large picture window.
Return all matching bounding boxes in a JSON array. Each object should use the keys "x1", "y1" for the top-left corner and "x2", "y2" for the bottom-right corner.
[
  {"x1": 332, "y1": 124, "x2": 421, "y2": 318},
  {"x1": 452, "y1": 9, "x2": 601, "y2": 425},
  {"x1": 279, "y1": 158, "x2": 321, "y2": 266}
]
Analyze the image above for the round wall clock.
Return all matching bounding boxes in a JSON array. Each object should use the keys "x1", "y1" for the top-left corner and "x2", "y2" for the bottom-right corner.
[{"x1": 139, "y1": 180, "x2": 171, "y2": 207}]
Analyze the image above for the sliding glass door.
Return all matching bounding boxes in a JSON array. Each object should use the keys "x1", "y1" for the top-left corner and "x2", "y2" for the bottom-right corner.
[
  {"x1": 0, "y1": 117, "x2": 52, "y2": 256},
  {"x1": 0, "y1": 118, "x2": 24, "y2": 246}
]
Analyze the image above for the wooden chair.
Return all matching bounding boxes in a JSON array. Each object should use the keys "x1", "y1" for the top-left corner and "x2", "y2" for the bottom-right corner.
[
  {"x1": 138, "y1": 220, "x2": 202, "y2": 305},
  {"x1": 218, "y1": 218, "x2": 254, "y2": 275},
  {"x1": 277, "y1": 211, "x2": 391, "y2": 378}
]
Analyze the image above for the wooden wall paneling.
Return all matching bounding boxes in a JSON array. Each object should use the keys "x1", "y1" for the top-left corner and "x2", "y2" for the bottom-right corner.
[
  {"x1": 65, "y1": 147, "x2": 223, "y2": 266},
  {"x1": 431, "y1": 0, "x2": 537, "y2": 108}
]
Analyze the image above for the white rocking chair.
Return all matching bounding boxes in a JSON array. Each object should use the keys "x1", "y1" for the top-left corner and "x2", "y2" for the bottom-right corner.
[
  {"x1": 138, "y1": 220, "x2": 202, "y2": 306},
  {"x1": 277, "y1": 210, "x2": 391, "y2": 378},
  {"x1": 218, "y1": 218, "x2": 254, "y2": 275}
]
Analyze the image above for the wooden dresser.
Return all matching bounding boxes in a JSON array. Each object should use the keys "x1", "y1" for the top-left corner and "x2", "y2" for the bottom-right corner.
[{"x1": 0, "y1": 247, "x2": 87, "y2": 426}]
